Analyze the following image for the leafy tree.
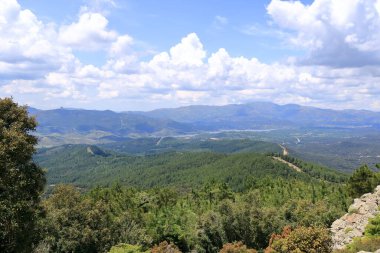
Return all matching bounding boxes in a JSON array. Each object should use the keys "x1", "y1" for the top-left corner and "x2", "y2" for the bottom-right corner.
[
  {"x1": 266, "y1": 226, "x2": 332, "y2": 253},
  {"x1": 0, "y1": 98, "x2": 45, "y2": 253},
  {"x1": 197, "y1": 211, "x2": 226, "y2": 253},
  {"x1": 347, "y1": 165, "x2": 378, "y2": 198},
  {"x1": 40, "y1": 184, "x2": 150, "y2": 253}
]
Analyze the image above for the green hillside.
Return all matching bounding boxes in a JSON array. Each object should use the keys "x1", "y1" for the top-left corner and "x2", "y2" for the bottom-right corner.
[
  {"x1": 34, "y1": 145, "x2": 352, "y2": 252},
  {"x1": 35, "y1": 144, "x2": 347, "y2": 190},
  {"x1": 100, "y1": 137, "x2": 282, "y2": 155}
]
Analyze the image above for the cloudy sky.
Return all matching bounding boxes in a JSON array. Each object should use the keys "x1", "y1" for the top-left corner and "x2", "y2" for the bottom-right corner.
[{"x1": 1, "y1": 0, "x2": 380, "y2": 111}]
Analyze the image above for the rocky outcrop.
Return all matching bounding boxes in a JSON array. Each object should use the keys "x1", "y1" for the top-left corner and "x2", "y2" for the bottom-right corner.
[{"x1": 331, "y1": 186, "x2": 380, "y2": 250}]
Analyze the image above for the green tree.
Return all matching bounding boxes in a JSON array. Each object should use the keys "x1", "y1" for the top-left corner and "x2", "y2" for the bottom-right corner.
[
  {"x1": 347, "y1": 165, "x2": 377, "y2": 198},
  {"x1": 197, "y1": 211, "x2": 226, "y2": 253},
  {"x1": 0, "y1": 98, "x2": 46, "y2": 253},
  {"x1": 40, "y1": 184, "x2": 150, "y2": 253}
]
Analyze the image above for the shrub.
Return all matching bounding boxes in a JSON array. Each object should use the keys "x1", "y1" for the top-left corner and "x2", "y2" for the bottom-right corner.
[
  {"x1": 334, "y1": 237, "x2": 380, "y2": 253},
  {"x1": 266, "y1": 226, "x2": 332, "y2": 253},
  {"x1": 365, "y1": 213, "x2": 380, "y2": 236},
  {"x1": 151, "y1": 241, "x2": 182, "y2": 253},
  {"x1": 219, "y1": 242, "x2": 257, "y2": 253},
  {"x1": 108, "y1": 244, "x2": 148, "y2": 253}
]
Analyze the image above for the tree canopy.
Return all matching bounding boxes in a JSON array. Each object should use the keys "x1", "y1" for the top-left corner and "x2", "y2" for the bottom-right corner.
[
  {"x1": 347, "y1": 165, "x2": 379, "y2": 198},
  {"x1": 0, "y1": 97, "x2": 45, "y2": 252}
]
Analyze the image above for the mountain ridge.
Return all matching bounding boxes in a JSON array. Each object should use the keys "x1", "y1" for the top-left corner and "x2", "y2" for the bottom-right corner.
[{"x1": 29, "y1": 101, "x2": 380, "y2": 133}]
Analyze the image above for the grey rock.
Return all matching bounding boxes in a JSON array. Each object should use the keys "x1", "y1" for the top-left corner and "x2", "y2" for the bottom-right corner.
[{"x1": 331, "y1": 185, "x2": 380, "y2": 250}]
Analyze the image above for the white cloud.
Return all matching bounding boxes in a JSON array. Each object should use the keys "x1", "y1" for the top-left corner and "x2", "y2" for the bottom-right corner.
[
  {"x1": 2, "y1": 0, "x2": 380, "y2": 112},
  {"x1": 267, "y1": 0, "x2": 380, "y2": 67},
  {"x1": 213, "y1": 15, "x2": 229, "y2": 30},
  {"x1": 59, "y1": 12, "x2": 118, "y2": 51},
  {"x1": 109, "y1": 35, "x2": 133, "y2": 56},
  {"x1": 168, "y1": 33, "x2": 206, "y2": 67},
  {"x1": 0, "y1": 0, "x2": 74, "y2": 79},
  {"x1": 105, "y1": 34, "x2": 138, "y2": 73}
]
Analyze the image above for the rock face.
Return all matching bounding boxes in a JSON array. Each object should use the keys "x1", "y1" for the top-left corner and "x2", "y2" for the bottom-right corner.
[{"x1": 331, "y1": 185, "x2": 380, "y2": 250}]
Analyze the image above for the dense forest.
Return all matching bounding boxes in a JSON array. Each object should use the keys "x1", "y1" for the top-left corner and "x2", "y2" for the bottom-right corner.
[
  {"x1": 34, "y1": 144, "x2": 346, "y2": 190},
  {"x1": 2, "y1": 98, "x2": 380, "y2": 253}
]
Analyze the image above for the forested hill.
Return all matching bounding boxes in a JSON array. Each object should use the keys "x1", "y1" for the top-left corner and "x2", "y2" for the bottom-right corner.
[
  {"x1": 34, "y1": 144, "x2": 347, "y2": 190},
  {"x1": 100, "y1": 137, "x2": 282, "y2": 155}
]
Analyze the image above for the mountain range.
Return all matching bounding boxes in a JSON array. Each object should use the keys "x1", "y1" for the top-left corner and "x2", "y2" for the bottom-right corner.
[{"x1": 29, "y1": 102, "x2": 380, "y2": 139}]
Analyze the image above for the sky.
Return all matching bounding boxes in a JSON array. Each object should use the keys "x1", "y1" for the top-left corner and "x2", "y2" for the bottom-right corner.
[{"x1": 1, "y1": 0, "x2": 380, "y2": 111}]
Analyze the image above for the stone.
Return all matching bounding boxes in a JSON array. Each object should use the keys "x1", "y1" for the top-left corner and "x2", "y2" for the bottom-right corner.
[{"x1": 331, "y1": 185, "x2": 380, "y2": 250}]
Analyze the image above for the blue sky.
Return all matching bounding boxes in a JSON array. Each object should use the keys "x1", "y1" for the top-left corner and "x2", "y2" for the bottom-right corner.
[
  {"x1": 2, "y1": 0, "x2": 380, "y2": 111},
  {"x1": 19, "y1": 0, "x2": 298, "y2": 63}
]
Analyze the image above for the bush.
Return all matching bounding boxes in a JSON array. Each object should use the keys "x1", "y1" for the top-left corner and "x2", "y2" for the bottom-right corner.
[
  {"x1": 266, "y1": 226, "x2": 332, "y2": 253},
  {"x1": 365, "y1": 213, "x2": 380, "y2": 236},
  {"x1": 219, "y1": 242, "x2": 257, "y2": 253},
  {"x1": 151, "y1": 241, "x2": 182, "y2": 253},
  {"x1": 334, "y1": 237, "x2": 380, "y2": 253},
  {"x1": 108, "y1": 244, "x2": 148, "y2": 253}
]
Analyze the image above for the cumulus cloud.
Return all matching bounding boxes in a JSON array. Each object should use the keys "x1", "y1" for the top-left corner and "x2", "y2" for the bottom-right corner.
[
  {"x1": 59, "y1": 12, "x2": 118, "y2": 51},
  {"x1": 168, "y1": 32, "x2": 206, "y2": 67},
  {"x1": 92, "y1": 33, "x2": 380, "y2": 111},
  {"x1": 2, "y1": 0, "x2": 380, "y2": 112},
  {"x1": 267, "y1": 0, "x2": 380, "y2": 67},
  {"x1": 0, "y1": 0, "x2": 74, "y2": 80}
]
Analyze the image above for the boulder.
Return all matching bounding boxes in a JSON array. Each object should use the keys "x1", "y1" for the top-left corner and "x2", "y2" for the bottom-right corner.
[{"x1": 331, "y1": 185, "x2": 380, "y2": 250}]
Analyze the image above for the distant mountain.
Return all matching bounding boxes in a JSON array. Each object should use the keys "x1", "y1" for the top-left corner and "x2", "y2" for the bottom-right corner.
[
  {"x1": 29, "y1": 108, "x2": 194, "y2": 136},
  {"x1": 139, "y1": 102, "x2": 380, "y2": 130},
  {"x1": 29, "y1": 102, "x2": 380, "y2": 147}
]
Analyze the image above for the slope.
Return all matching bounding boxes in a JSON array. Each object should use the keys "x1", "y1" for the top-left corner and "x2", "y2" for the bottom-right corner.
[{"x1": 34, "y1": 145, "x2": 347, "y2": 190}]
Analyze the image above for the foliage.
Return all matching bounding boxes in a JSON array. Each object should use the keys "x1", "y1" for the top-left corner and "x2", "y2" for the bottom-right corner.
[
  {"x1": 334, "y1": 237, "x2": 380, "y2": 253},
  {"x1": 38, "y1": 184, "x2": 151, "y2": 253},
  {"x1": 219, "y1": 241, "x2": 257, "y2": 253},
  {"x1": 347, "y1": 165, "x2": 379, "y2": 198},
  {"x1": 365, "y1": 212, "x2": 380, "y2": 236},
  {"x1": 0, "y1": 98, "x2": 46, "y2": 253},
  {"x1": 197, "y1": 211, "x2": 226, "y2": 253},
  {"x1": 102, "y1": 137, "x2": 282, "y2": 155},
  {"x1": 151, "y1": 241, "x2": 182, "y2": 253},
  {"x1": 108, "y1": 244, "x2": 148, "y2": 253},
  {"x1": 35, "y1": 146, "x2": 348, "y2": 193},
  {"x1": 266, "y1": 226, "x2": 332, "y2": 253},
  {"x1": 33, "y1": 144, "x2": 353, "y2": 252},
  {"x1": 275, "y1": 155, "x2": 348, "y2": 183},
  {"x1": 34, "y1": 180, "x2": 350, "y2": 253}
]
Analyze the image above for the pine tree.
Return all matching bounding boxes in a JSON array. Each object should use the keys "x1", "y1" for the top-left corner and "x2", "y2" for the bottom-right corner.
[{"x1": 347, "y1": 165, "x2": 376, "y2": 198}]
